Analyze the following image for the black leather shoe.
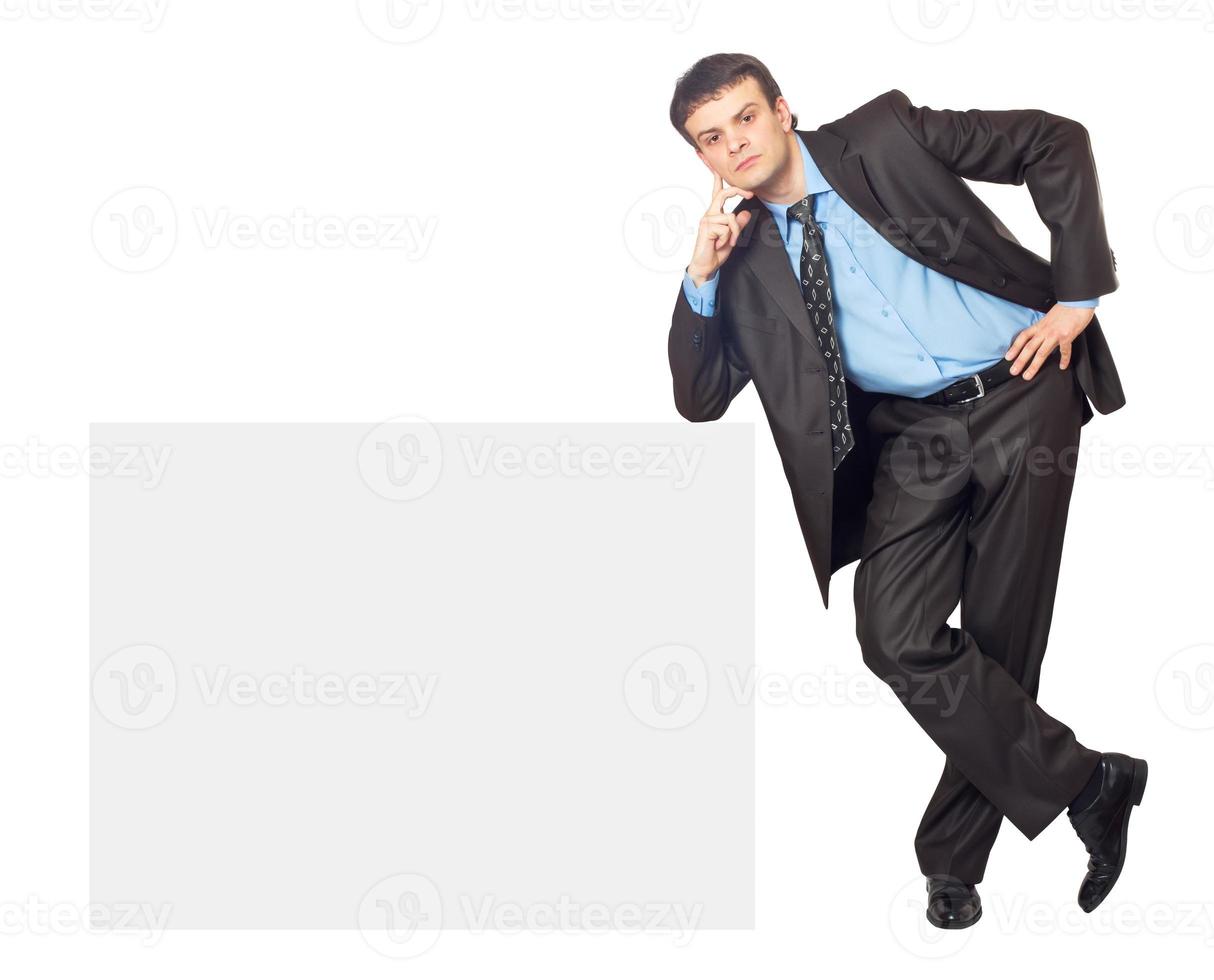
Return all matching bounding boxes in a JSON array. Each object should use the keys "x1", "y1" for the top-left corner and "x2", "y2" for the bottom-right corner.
[
  {"x1": 1067, "y1": 752, "x2": 1148, "y2": 913},
  {"x1": 925, "y1": 874, "x2": 982, "y2": 929}
]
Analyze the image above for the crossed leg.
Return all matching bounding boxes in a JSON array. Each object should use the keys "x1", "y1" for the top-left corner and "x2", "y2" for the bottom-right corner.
[{"x1": 853, "y1": 353, "x2": 1102, "y2": 875}]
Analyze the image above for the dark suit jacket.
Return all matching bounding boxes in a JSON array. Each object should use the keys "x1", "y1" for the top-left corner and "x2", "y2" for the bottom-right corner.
[{"x1": 667, "y1": 88, "x2": 1124, "y2": 609}]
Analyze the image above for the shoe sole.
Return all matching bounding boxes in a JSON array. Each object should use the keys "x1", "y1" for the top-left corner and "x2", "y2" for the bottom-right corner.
[
  {"x1": 927, "y1": 906, "x2": 982, "y2": 930},
  {"x1": 1084, "y1": 757, "x2": 1147, "y2": 913}
]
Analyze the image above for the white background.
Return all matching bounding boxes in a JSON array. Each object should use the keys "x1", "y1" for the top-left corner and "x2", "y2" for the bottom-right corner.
[{"x1": 2, "y1": 0, "x2": 1213, "y2": 973}]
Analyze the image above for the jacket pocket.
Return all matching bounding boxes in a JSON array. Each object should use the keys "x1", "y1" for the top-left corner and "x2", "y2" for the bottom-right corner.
[
  {"x1": 731, "y1": 310, "x2": 780, "y2": 335},
  {"x1": 959, "y1": 236, "x2": 1020, "y2": 280}
]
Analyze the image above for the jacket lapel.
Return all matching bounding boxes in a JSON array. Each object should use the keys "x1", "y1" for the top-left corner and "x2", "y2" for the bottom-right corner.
[
  {"x1": 734, "y1": 198, "x2": 819, "y2": 354},
  {"x1": 800, "y1": 127, "x2": 940, "y2": 270},
  {"x1": 801, "y1": 128, "x2": 902, "y2": 252}
]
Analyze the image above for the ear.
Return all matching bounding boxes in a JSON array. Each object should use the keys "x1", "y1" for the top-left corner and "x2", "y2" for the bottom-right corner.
[{"x1": 775, "y1": 97, "x2": 792, "y2": 132}]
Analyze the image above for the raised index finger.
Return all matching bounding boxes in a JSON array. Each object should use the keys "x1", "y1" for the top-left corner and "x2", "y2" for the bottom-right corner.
[{"x1": 709, "y1": 171, "x2": 752, "y2": 214}]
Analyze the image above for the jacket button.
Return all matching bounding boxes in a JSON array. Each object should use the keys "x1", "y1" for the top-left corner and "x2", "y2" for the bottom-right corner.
[
  {"x1": 692, "y1": 330, "x2": 702, "y2": 343},
  {"x1": 940, "y1": 255, "x2": 951, "y2": 265},
  {"x1": 993, "y1": 275, "x2": 1007, "y2": 287}
]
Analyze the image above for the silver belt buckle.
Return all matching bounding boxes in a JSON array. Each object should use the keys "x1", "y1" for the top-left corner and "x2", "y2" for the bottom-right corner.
[{"x1": 953, "y1": 373, "x2": 985, "y2": 404}]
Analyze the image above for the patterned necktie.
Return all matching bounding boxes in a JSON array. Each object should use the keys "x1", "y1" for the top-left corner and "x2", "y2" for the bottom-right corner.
[{"x1": 787, "y1": 195, "x2": 852, "y2": 470}]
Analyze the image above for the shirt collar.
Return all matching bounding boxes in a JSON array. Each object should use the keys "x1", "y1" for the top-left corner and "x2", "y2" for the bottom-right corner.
[{"x1": 759, "y1": 133, "x2": 833, "y2": 236}]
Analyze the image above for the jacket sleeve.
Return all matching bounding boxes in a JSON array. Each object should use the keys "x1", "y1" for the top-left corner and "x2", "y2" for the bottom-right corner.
[
  {"x1": 884, "y1": 88, "x2": 1118, "y2": 303},
  {"x1": 667, "y1": 273, "x2": 751, "y2": 422}
]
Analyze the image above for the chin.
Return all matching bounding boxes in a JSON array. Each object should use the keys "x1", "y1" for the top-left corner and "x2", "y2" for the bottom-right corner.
[{"x1": 732, "y1": 168, "x2": 761, "y2": 189}]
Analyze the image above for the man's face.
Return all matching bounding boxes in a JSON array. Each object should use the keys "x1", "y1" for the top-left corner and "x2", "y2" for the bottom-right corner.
[{"x1": 684, "y1": 75, "x2": 791, "y2": 192}]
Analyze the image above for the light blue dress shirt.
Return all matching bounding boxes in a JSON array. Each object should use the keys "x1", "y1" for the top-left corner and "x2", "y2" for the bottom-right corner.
[{"x1": 683, "y1": 135, "x2": 1098, "y2": 397}]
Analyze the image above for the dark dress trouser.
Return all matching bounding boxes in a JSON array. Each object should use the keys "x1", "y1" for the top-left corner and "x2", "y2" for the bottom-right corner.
[{"x1": 852, "y1": 348, "x2": 1102, "y2": 885}]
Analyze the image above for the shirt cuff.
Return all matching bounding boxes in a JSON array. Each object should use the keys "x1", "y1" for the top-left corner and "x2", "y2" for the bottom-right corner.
[{"x1": 682, "y1": 267, "x2": 719, "y2": 317}]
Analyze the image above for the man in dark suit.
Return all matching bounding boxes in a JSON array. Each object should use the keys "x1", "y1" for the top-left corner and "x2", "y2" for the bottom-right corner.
[{"x1": 666, "y1": 53, "x2": 1148, "y2": 930}]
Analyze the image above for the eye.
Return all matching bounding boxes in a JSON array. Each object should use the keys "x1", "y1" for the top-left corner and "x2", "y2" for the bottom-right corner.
[{"x1": 742, "y1": 113, "x2": 753, "y2": 122}]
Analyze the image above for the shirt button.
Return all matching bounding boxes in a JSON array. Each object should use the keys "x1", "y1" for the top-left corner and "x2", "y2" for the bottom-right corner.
[
  {"x1": 849, "y1": 266, "x2": 856, "y2": 273},
  {"x1": 917, "y1": 354, "x2": 925, "y2": 362},
  {"x1": 881, "y1": 309, "x2": 889, "y2": 317}
]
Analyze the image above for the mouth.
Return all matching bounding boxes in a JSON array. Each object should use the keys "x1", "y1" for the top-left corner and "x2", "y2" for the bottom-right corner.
[{"x1": 736, "y1": 154, "x2": 760, "y2": 172}]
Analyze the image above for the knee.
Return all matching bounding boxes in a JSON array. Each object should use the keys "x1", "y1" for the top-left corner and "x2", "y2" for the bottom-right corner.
[
  {"x1": 859, "y1": 568, "x2": 898, "y2": 675},
  {"x1": 855, "y1": 607, "x2": 900, "y2": 677}
]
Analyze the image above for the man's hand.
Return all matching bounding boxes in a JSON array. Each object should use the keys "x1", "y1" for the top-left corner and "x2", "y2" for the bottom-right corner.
[
  {"x1": 686, "y1": 170, "x2": 755, "y2": 287},
  {"x1": 1004, "y1": 305, "x2": 1096, "y2": 380}
]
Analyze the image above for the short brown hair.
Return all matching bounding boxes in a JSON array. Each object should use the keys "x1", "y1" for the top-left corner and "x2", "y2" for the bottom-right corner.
[{"x1": 670, "y1": 53, "x2": 797, "y2": 149}]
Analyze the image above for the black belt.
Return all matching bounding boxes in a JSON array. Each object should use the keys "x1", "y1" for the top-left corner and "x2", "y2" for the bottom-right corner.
[{"x1": 916, "y1": 356, "x2": 1016, "y2": 406}]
